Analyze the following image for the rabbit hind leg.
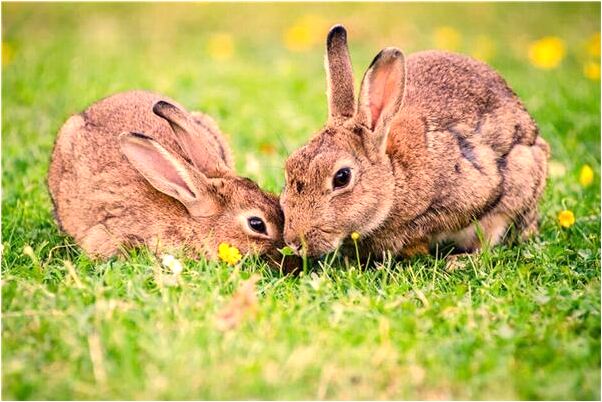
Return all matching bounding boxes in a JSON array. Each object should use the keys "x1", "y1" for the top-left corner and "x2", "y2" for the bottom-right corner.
[
  {"x1": 441, "y1": 212, "x2": 512, "y2": 253},
  {"x1": 466, "y1": 139, "x2": 548, "y2": 249}
]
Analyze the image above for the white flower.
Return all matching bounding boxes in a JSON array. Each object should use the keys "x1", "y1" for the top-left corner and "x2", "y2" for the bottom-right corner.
[
  {"x1": 161, "y1": 254, "x2": 183, "y2": 275},
  {"x1": 308, "y1": 272, "x2": 324, "y2": 291}
]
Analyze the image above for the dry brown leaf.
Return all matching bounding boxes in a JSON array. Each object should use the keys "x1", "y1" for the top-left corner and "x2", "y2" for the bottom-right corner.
[{"x1": 215, "y1": 274, "x2": 260, "y2": 331}]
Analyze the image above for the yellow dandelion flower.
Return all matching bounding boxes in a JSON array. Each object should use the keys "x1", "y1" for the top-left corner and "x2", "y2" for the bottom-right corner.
[
  {"x1": 579, "y1": 164, "x2": 595, "y2": 187},
  {"x1": 2, "y1": 42, "x2": 13, "y2": 66},
  {"x1": 433, "y1": 26, "x2": 461, "y2": 51},
  {"x1": 471, "y1": 35, "x2": 495, "y2": 62},
  {"x1": 584, "y1": 61, "x2": 600, "y2": 81},
  {"x1": 283, "y1": 15, "x2": 328, "y2": 52},
  {"x1": 207, "y1": 33, "x2": 234, "y2": 61},
  {"x1": 218, "y1": 242, "x2": 242, "y2": 265},
  {"x1": 528, "y1": 37, "x2": 565, "y2": 69},
  {"x1": 557, "y1": 210, "x2": 575, "y2": 228},
  {"x1": 586, "y1": 32, "x2": 600, "y2": 58},
  {"x1": 351, "y1": 231, "x2": 360, "y2": 241}
]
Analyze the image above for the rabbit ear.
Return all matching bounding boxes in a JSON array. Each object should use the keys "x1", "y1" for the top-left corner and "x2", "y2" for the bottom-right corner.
[
  {"x1": 357, "y1": 47, "x2": 406, "y2": 144},
  {"x1": 325, "y1": 25, "x2": 355, "y2": 121},
  {"x1": 120, "y1": 132, "x2": 222, "y2": 217},
  {"x1": 152, "y1": 101, "x2": 230, "y2": 177}
]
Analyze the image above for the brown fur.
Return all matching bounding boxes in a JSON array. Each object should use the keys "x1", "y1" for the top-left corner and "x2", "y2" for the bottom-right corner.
[
  {"x1": 48, "y1": 90, "x2": 289, "y2": 265},
  {"x1": 281, "y1": 25, "x2": 549, "y2": 258}
]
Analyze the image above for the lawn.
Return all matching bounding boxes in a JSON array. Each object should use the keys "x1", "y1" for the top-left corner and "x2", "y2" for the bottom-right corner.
[{"x1": 2, "y1": 3, "x2": 600, "y2": 400}]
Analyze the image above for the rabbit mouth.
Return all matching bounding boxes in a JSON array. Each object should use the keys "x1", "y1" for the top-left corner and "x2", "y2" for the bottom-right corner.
[
  {"x1": 264, "y1": 252, "x2": 303, "y2": 275},
  {"x1": 302, "y1": 229, "x2": 345, "y2": 258}
]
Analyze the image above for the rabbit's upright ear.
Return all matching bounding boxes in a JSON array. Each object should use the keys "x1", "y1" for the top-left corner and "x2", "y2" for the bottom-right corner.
[
  {"x1": 325, "y1": 25, "x2": 355, "y2": 122},
  {"x1": 153, "y1": 101, "x2": 230, "y2": 177},
  {"x1": 120, "y1": 132, "x2": 222, "y2": 217},
  {"x1": 357, "y1": 47, "x2": 406, "y2": 149}
]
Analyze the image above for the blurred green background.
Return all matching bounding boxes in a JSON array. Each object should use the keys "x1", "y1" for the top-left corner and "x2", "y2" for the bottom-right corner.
[
  {"x1": 2, "y1": 3, "x2": 600, "y2": 400},
  {"x1": 3, "y1": 2, "x2": 600, "y2": 190}
]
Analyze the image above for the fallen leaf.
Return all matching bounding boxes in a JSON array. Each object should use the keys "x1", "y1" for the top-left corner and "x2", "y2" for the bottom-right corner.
[{"x1": 215, "y1": 274, "x2": 260, "y2": 331}]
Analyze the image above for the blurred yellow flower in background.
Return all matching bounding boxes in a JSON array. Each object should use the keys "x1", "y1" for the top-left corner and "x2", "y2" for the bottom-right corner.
[
  {"x1": 579, "y1": 164, "x2": 595, "y2": 187},
  {"x1": 583, "y1": 61, "x2": 600, "y2": 80},
  {"x1": 351, "y1": 231, "x2": 360, "y2": 241},
  {"x1": 259, "y1": 142, "x2": 276, "y2": 155},
  {"x1": 433, "y1": 26, "x2": 461, "y2": 51},
  {"x1": 557, "y1": 210, "x2": 575, "y2": 228},
  {"x1": 471, "y1": 35, "x2": 495, "y2": 62},
  {"x1": 284, "y1": 15, "x2": 328, "y2": 52},
  {"x1": 207, "y1": 33, "x2": 234, "y2": 61},
  {"x1": 218, "y1": 242, "x2": 242, "y2": 265},
  {"x1": 2, "y1": 42, "x2": 13, "y2": 66},
  {"x1": 586, "y1": 32, "x2": 600, "y2": 57},
  {"x1": 528, "y1": 37, "x2": 565, "y2": 69}
]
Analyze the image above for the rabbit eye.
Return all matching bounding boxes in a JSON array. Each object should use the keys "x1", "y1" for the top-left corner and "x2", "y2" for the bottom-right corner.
[
  {"x1": 247, "y1": 216, "x2": 267, "y2": 234},
  {"x1": 333, "y1": 167, "x2": 351, "y2": 189}
]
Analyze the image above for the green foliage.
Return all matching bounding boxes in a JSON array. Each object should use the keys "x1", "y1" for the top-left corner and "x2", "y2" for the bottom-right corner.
[{"x1": 2, "y1": 3, "x2": 600, "y2": 400}]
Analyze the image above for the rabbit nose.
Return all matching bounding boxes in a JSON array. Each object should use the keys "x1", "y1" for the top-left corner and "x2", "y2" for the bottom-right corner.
[{"x1": 287, "y1": 240, "x2": 303, "y2": 255}]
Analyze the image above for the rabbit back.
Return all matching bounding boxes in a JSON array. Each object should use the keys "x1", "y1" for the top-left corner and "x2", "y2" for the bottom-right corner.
[{"x1": 403, "y1": 51, "x2": 539, "y2": 153}]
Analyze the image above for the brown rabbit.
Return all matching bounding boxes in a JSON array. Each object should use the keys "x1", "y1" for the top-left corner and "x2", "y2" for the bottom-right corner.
[
  {"x1": 48, "y1": 90, "x2": 289, "y2": 264},
  {"x1": 280, "y1": 25, "x2": 549, "y2": 258}
]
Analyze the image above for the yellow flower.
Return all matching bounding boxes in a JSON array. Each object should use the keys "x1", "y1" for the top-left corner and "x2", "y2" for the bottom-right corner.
[
  {"x1": 283, "y1": 15, "x2": 328, "y2": 52},
  {"x1": 433, "y1": 26, "x2": 461, "y2": 51},
  {"x1": 2, "y1": 42, "x2": 13, "y2": 66},
  {"x1": 579, "y1": 164, "x2": 595, "y2": 187},
  {"x1": 586, "y1": 32, "x2": 600, "y2": 58},
  {"x1": 528, "y1": 37, "x2": 565, "y2": 69},
  {"x1": 351, "y1": 231, "x2": 360, "y2": 241},
  {"x1": 218, "y1": 242, "x2": 242, "y2": 265},
  {"x1": 471, "y1": 35, "x2": 495, "y2": 62},
  {"x1": 557, "y1": 210, "x2": 575, "y2": 228},
  {"x1": 207, "y1": 33, "x2": 234, "y2": 61},
  {"x1": 584, "y1": 61, "x2": 600, "y2": 81}
]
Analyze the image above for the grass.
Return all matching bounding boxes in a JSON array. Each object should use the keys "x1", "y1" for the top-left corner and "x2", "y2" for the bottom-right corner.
[{"x1": 2, "y1": 3, "x2": 600, "y2": 400}]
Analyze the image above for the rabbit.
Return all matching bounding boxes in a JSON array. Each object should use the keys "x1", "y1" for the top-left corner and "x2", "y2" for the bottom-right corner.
[
  {"x1": 48, "y1": 90, "x2": 292, "y2": 266},
  {"x1": 280, "y1": 25, "x2": 549, "y2": 259}
]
